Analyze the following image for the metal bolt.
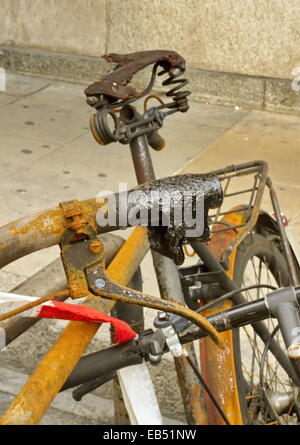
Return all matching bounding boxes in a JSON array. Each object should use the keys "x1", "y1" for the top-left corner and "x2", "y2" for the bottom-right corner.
[
  {"x1": 89, "y1": 240, "x2": 102, "y2": 254},
  {"x1": 172, "y1": 345, "x2": 182, "y2": 357},
  {"x1": 169, "y1": 67, "x2": 182, "y2": 78},
  {"x1": 86, "y1": 96, "x2": 98, "y2": 106},
  {"x1": 95, "y1": 278, "x2": 106, "y2": 289},
  {"x1": 158, "y1": 312, "x2": 168, "y2": 321}
]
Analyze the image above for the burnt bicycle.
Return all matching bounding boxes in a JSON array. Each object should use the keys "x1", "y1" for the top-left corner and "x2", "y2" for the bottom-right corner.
[{"x1": 0, "y1": 50, "x2": 300, "y2": 425}]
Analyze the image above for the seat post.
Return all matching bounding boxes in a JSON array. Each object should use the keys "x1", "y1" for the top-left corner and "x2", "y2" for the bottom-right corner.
[
  {"x1": 130, "y1": 133, "x2": 156, "y2": 184},
  {"x1": 129, "y1": 132, "x2": 209, "y2": 425}
]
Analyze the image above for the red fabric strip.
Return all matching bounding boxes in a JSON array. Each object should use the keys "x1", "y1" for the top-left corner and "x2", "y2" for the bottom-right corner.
[{"x1": 38, "y1": 301, "x2": 137, "y2": 344}]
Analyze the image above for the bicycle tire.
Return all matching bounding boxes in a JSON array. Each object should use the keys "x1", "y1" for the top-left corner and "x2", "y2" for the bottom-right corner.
[{"x1": 232, "y1": 230, "x2": 300, "y2": 424}]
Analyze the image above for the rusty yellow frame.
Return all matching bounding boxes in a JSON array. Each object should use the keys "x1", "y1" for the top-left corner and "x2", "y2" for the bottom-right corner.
[
  {"x1": 0, "y1": 202, "x2": 246, "y2": 425},
  {"x1": 0, "y1": 225, "x2": 149, "y2": 425},
  {"x1": 200, "y1": 210, "x2": 247, "y2": 425}
]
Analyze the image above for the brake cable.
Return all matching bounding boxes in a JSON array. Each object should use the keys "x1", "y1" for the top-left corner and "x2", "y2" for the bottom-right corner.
[
  {"x1": 0, "y1": 290, "x2": 70, "y2": 322},
  {"x1": 197, "y1": 284, "x2": 277, "y2": 314},
  {"x1": 169, "y1": 284, "x2": 278, "y2": 338},
  {"x1": 153, "y1": 312, "x2": 231, "y2": 424},
  {"x1": 183, "y1": 348, "x2": 231, "y2": 425},
  {"x1": 144, "y1": 94, "x2": 165, "y2": 111}
]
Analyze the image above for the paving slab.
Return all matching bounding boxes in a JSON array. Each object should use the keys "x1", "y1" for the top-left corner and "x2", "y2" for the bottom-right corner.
[
  {"x1": 0, "y1": 94, "x2": 17, "y2": 107},
  {"x1": 0, "y1": 269, "x2": 26, "y2": 291},
  {"x1": 180, "y1": 109, "x2": 300, "y2": 250},
  {"x1": 0, "y1": 391, "x2": 101, "y2": 425},
  {"x1": 171, "y1": 101, "x2": 249, "y2": 129},
  {"x1": 4, "y1": 73, "x2": 51, "y2": 97},
  {"x1": 0, "y1": 98, "x2": 88, "y2": 145},
  {"x1": 0, "y1": 366, "x2": 114, "y2": 424},
  {"x1": 0, "y1": 134, "x2": 62, "y2": 182}
]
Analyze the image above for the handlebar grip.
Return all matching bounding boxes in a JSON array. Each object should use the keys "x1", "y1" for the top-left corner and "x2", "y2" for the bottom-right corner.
[
  {"x1": 147, "y1": 130, "x2": 166, "y2": 151},
  {"x1": 61, "y1": 340, "x2": 142, "y2": 391}
]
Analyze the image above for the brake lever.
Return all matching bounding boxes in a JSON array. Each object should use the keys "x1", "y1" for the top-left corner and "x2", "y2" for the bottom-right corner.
[
  {"x1": 60, "y1": 233, "x2": 225, "y2": 348},
  {"x1": 85, "y1": 260, "x2": 224, "y2": 348},
  {"x1": 59, "y1": 201, "x2": 225, "y2": 349}
]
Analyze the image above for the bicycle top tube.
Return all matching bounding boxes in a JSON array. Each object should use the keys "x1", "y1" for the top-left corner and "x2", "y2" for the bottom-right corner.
[{"x1": 0, "y1": 173, "x2": 223, "y2": 268}]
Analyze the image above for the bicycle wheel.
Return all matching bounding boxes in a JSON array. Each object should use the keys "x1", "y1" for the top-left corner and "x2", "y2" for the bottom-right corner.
[{"x1": 232, "y1": 230, "x2": 300, "y2": 424}]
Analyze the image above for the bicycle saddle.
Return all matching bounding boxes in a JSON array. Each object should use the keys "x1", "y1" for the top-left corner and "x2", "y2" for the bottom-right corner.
[{"x1": 84, "y1": 50, "x2": 186, "y2": 101}]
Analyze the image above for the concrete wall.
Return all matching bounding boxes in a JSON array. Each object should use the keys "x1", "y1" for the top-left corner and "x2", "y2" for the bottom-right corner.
[
  {"x1": 1, "y1": 0, "x2": 299, "y2": 80},
  {"x1": 1, "y1": 0, "x2": 300, "y2": 114},
  {"x1": 0, "y1": 0, "x2": 107, "y2": 57}
]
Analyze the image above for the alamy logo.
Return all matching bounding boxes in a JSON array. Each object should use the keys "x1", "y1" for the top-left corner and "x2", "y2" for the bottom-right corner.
[
  {"x1": 96, "y1": 183, "x2": 205, "y2": 237},
  {"x1": 0, "y1": 68, "x2": 6, "y2": 92},
  {"x1": 291, "y1": 67, "x2": 300, "y2": 92}
]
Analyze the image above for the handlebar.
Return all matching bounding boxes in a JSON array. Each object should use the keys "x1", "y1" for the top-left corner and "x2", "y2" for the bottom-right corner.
[
  {"x1": 0, "y1": 173, "x2": 223, "y2": 268},
  {"x1": 62, "y1": 286, "x2": 300, "y2": 394},
  {"x1": 61, "y1": 340, "x2": 143, "y2": 391}
]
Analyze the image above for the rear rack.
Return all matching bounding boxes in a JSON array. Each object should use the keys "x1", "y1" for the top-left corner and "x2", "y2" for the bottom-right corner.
[
  {"x1": 206, "y1": 160, "x2": 268, "y2": 264},
  {"x1": 202, "y1": 160, "x2": 298, "y2": 285}
]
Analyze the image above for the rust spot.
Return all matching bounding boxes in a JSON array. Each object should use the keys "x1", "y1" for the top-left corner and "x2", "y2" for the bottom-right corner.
[
  {"x1": 6, "y1": 199, "x2": 105, "y2": 240},
  {"x1": 200, "y1": 208, "x2": 247, "y2": 425},
  {"x1": 9, "y1": 210, "x2": 64, "y2": 237}
]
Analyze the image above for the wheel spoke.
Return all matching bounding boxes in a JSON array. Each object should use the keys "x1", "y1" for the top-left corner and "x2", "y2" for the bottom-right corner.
[{"x1": 236, "y1": 241, "x2": 297, "y2": 424}]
